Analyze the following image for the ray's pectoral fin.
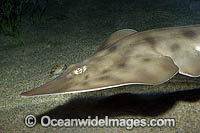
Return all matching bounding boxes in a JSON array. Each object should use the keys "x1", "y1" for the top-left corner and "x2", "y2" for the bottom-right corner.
[
  {"x1": 177, "y1": 51, "x2": 200, "y2": 77},
  {"x1": 117, "y1": 56, "x2": 179, "y2": 85}
]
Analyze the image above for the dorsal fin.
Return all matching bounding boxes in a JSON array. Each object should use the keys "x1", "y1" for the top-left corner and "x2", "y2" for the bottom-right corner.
[{"x1": 94, "y1": 29, "x2": 137, "y2": 54}]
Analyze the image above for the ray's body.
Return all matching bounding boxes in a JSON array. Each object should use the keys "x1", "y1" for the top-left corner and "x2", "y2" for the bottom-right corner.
[{"x1": 21, "y1": 24, "x2": 200, "y2": 97}]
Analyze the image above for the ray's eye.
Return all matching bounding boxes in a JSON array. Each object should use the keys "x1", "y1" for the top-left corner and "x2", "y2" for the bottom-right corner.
[{"x1": 73, "y1": 65, "x2": 87, "y2": 75}]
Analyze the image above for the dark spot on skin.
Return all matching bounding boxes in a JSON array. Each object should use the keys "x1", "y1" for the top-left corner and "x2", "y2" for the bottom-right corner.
[
  {"x1": 182, "y1": 30, "x2": 197, "y2": 39},
  {"x1": 170, "y1": 43, "x2": 180, "y2": 52},
  {"x1": 84, "y1": 75, "x2": 89, "y2": 80},
  {"x1": 143, "y1": 58, "x2": 151, "y2": 62},
  {"x1": 129, "y1": 42, "x2": 135, "y2": 46},
  {"x1": 102, "y1": 69, "x2": 110, "y2": 74},
  {"x1": 144, "y1": 37, "x2": 156, "y2": 47},
  {"x1": 98, "y1": 75, "x2": 110, "y2": 81},
  {"x1": 117, "y1": 62, "x2": 126, "y2": 68},
  {"x1": 108, "y1": 45, "x2": 117, "y2": 52}
]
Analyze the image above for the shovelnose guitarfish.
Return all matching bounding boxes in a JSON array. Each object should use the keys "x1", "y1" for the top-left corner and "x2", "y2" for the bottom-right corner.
[{"x1": 21, "y1": 24, "x2": 200, "y2": 97}]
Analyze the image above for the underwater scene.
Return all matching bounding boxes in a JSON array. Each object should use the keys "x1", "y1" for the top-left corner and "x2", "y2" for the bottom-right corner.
[{"x1": 0, "y1": 0, "x2": 200, "y2": 132}]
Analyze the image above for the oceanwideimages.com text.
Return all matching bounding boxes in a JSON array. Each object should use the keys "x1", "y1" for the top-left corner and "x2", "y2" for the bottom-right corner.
[{"x1": 24, "y1": 115, "x2": 176, "y2": 130}]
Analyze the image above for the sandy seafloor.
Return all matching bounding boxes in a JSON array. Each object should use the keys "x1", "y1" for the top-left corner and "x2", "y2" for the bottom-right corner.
[{"x1": 1, "y1": 0, "x2": 200, "y2": 132}]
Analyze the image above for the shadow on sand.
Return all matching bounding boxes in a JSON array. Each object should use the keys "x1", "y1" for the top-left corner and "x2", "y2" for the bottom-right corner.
[{"x1": 36, "y1": 87, "x2": 200, "y2": 124}]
